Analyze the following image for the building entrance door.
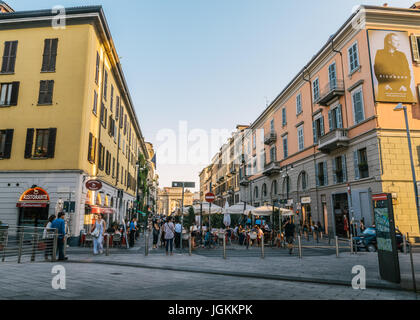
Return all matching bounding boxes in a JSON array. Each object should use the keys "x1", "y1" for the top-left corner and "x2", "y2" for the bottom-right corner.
[
  {"x1": 333, "y1": 193, "x2": 349, "y2": 238},
  {"x1": 322, "y1": 202, "x2": 329, "y2": 235},
  {"x1": 18, "y1": 206, "x2": 49, "y2": 228}
]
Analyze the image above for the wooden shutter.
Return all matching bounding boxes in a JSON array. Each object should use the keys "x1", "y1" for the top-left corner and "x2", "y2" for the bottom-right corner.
[
  {"x1": 3, "y1": 129, "x2": 13, "y2": 159},
  {"x1": 47, "y1": 80, "x2": 54, "y2": 104},
  {"x1": 1, "y1": 41, "x2": 10, "y2": 72},
  {"x1": 320, "y1": 116, "x2": 325, "y2": 136},
  {"x1": 95, "y1": 52, "x2": 100, "y2": 84},
  {"x1": 313, "y1": 121, "x2": 317, "y2": 144},
  {"x1": 24, "y1": 128, "x2": 34, "y2": 159},
  {"x1": 410, "y1": 35, "x2": 420, "y2": 63},
  {"x1": 88, "y1": 133, "x2": 93, "y2": 162},
  {"x1": 50, "y1": 39, "x2": 58, "y2": 71},
  {"x1": 332, "y1": 159, "x2": 337, "y2": 184},
  {"x1": 10, "y1": 82, "x2": 19, "y2": 106},
  {"x1": 323, "y1": 161, "x2": 328, "y2": 186},
  {"x1": 342, "y1": 155, "x2": 347, "y2": 182},
  {"x1": 353, "y1": 151, "x2": 360, "y2": 180},
  {"x1": 315, "y1": 163, "x2": 319, "y2": 187},
  {"x1": 328, "y1": 110, "x2": 333, "y2": 131},
  {"x1": 336, "y1": 105, "x2": 343, "y2": 129},
  {"x1": 47, "y1": 128, "x2": 57, "y2": 158}
]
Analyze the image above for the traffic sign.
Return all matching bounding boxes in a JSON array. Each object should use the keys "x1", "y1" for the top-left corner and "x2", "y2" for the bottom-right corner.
[
  {"x1": 85, "y1": 180, "x2": 102, "y2": 191},
  {"x1": 205, "y1": 193, "x2": 215, "y2": 203},
  {"x1": 172, "y1": 181, "x2": 195, "y2": 188}
]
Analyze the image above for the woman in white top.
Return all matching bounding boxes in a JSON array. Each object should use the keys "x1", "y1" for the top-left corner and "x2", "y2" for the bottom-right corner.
[
  {"x1": 164, "y1": 217, "x2": 175, "y2": 256},
  {"x1": 91, "y1": 214, "x2": 106, "y2": 255},
  {"x1": 43, "y1": 215, "x2": 56, "y2": 261}
]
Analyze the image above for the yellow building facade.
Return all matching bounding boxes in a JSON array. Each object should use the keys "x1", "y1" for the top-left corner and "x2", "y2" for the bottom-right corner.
[{"x1": 0, "y1": 5, "x2": 149, "y2": 244}]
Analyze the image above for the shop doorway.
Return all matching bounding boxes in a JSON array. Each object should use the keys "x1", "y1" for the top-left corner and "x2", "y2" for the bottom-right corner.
[
  {"x1": 18, "y1": 206, "x2": 49, "y2": 228},
  {"x1": 322, "y1": 202, "x2": 329, "y2": 235},
  {"x1": 302, "y1": 204, "x2": 312, "y2": 227},
  {"x1": 332, "y1": 193, "x2": 349, "y2": 238}
]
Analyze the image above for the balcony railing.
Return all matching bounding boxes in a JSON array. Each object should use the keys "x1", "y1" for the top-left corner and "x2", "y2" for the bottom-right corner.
[
  {"x1": 317, "y1": 128, "x2": 349, "y2": 154},
  {"x1": 264, "y1": 132, "x2": 277, "y2": 145},
  {"x1": 315, "y1": 80, "x2": 345, "y2": 106},
  {"x1": 263, "y1": 161, "x2": 281, "y2": 176}
]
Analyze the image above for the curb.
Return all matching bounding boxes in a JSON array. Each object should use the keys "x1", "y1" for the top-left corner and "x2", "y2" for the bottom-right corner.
[{"x1": 67, "y1": 258, "x2": 403, "y2": 292}]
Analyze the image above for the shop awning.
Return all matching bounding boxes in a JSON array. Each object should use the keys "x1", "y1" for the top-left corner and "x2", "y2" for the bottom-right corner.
[{"x1": 16, "y1": 202, "x2": 48, "y2": 208}]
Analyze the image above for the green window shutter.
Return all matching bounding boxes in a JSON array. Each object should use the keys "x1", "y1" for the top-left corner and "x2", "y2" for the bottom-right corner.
[
  {"x1": 10, "y1": 82, "x2": 19, "y2": 106},
  {"x1": 47, "y1": 128, "x2": 57, "y2": 158},
  {"x1": 353, "y1": 151, "x2": 360, "y2": 180},
  {"x1": 4, "y1": 129, "x2": 13, "y2": 159},
  {"x1": 336, "y1": 105, "x2": 343, "y2": 129},
  {"x1": 315, "y1": 163, "x2": 319, "y2": 187},
  {"x1": 313, "y1": 121, "x2": 317, "y2": 144},
  {"x1": 332, "y1": 159, "x2": 337, "y2": 184},
  {"x1": 342, "y1": 155, "x2": 348, "y2": 182},
  {"x1": 320, "y1": 116, "x2": 325, "y2": 136},
  {"x1": 328, "y1": 110, "x2": 333, "y2": 131},
  {"x1": 24, "y1": 128, "x2": 34, "y2": 159},
  {"x1": 323, "y1": 161, "x2": 328, "y2": 186}
]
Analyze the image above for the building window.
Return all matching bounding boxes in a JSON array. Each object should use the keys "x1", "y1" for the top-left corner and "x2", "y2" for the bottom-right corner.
[
  {"x1": 354, "y1": 148, "x2": 369, "y2": 179},
  {"x1": 298, "y1": 171, "x2": 308, "y2": 191},
  {"x1": 110, "y1": 85, "x2": 114, "y2": 112},
  {"x1": 95, "y1": 52, "x2": 100, "y2": 84},
  {"x1": 271, "y1": 180, "x2": 277, "y2": 195},
  {"x1": 313, "y1": 78, "x2": 320, "y2": 102},
  {"x1": 103, "y1": 69, "x2": 108, "y2": 101},
  {"x1": 25, "y1": 128, "x2": 57, "y2": 159},
  {"x1": 254, "y1": 186, "x2": 259, "y2": 199},
  {"x1": 100, "y1": 103, "x2": 107, "y2": 128},
  {"x1": 282, "y1": 176, "x2": 290, "y2": 198},
  {"x1": 38, "y1": 80, "x2": 54, "y2": 105},
  {"x1": 88, "y1": 133, "x2": 97, "y2": 163},
  {"x1": 296, "y1": 93, "x2": 302, "y2": 115},
  {"x1": 313, "y1": 115, "x2": 325, "y2": 144},
  {"x1": 0, "y1": 129, "x2": 13, "y2": 159},
  {"x1": 297, "y1": 125, "x2": 304, "y2": 151},
  {"x1": 262, "y1": 184, "x2": 267, "y2": 198},
  {"x1": 332, "y1": 155, "x2": 347, "y2": 184},
  {"x1": 41, "y1": 39, "x2": 58, "y2": 72},
  {"x1": 270, "y1": 119, "x2": 274, "y2": 133},
  {"x1": 270, "y1": 146, "x2": 276, "y2": 163},
  {"x1": 352, "y1": 88, "x2": 365, "y2": 125},
  {"x1": 0, "y1": 82, "x2": 19, "y2": 106},
  {"x1": 115, "y1": 96, "x2": 120, "y2": 120},
  {"x1": 282, "y1": 107, "x2": 287, "y2": 126},
  {"x1": 1, "y1": 41, "x2": 18, "y2": 73},
  {"x1": 283, "y1": 136, "x2": 288, "y2": 158},
  {"x1": 348, "y1": 42, "x2": 360, "y2": 73},
  {"x1": 316, "y1": 161, "x2": 328, "y2": 187},
  {"x1": 252, "y1": 133, "x2": 256, "y2": 150},
  {"x1": 410, "y1": 35, "x2": 420, "y2": 63},
  {"x1": 328, "y1": 62, "x2": 337, "y2": 89},
  {"x1": 92, "y1": 90, "x2": 98, "y2": 115},
  {"x1": 98, "y1": 143, "x2": 105, "y2": 171},
  {"x1": 328, "y1": 104, "x2": 343, "y2": 131}
]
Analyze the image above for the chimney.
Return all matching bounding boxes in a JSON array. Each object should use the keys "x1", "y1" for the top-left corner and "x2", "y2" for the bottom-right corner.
[
  {"x1": 410, "y1": 1, "x2": 420, "y2": 9},
  {"x1": 0, "y1": 1, "x2": 14, "y2": 13}
]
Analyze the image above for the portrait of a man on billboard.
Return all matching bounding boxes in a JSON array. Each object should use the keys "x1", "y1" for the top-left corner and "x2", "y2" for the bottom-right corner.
[{"x1": 368, "y1": 30, "x2": 416, "y2": 103}]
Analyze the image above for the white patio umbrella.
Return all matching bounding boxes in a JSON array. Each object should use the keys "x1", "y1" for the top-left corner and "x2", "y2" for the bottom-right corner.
[
  {"x1": 223, "y1": 200, "x2": 231, "y2": 227},
  {"x1": 250, "y1": 205, "x2": 279, "y2": 216},
  {"x1": 193, "y1": 202, "x2": 222, "y2": 215},
  {"x1": 223, "y1": 202, "x2": 256, "y2": 215}
]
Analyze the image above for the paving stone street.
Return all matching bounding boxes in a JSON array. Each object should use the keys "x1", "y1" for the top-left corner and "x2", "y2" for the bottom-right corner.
[{"x1": 0, "y1": 261, "x2": 418, "y2": 300}]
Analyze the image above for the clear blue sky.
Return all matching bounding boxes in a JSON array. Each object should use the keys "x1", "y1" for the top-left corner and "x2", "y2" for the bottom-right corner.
[{"x1": 7, "y1": 0, "x2": 415, "y2": 191}]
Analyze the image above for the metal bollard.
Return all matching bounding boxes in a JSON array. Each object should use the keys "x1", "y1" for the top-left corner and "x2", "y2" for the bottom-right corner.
[
  {"x1": 408, "y1": 235, "x2": 417, "y2": 293},
  {"x1": 17, "y1": 229, "x2": 24, "y2": 264},
  {"x1": 335, "y1": 236, "x2": 339, "y2": 258},
  {"x1": 189, "y1": 234, "x2": 192, "y2": 257},
  {"x1": 106, "y1": 235, "x2": 110, "y2": 256},
  {"x1": 52, "y1": 229, "x2": 58, "y2": 262},
  {"x1": 223, "y1": 232, "x2": 226, "y2": 260},
  {"x1": 261, "y1": 234, "x2": 265, "y2": 259},
  {"x1": 350, "y1": 234, "x2": 354, "y2": 254},
  {"x1": 145, "y1": 232, "x2": 149, "y2": 256},
  {"x1": 403, "y1": 234, "x2": 407, "y2": 255},
  {"x1": 2, "y1": 229, "x2": 8, "y2": 262},
  {"x1": 298, "y1": 235, "x2": 302, "y2": 259},
  {"x1": 31, "y1": 233, "x2": 39, "y2": 262}
]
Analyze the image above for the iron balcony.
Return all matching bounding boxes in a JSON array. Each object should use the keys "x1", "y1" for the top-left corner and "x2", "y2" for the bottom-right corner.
[
  {"x1": 263, "y1": 161, "x2": 281, "y2": 176},
  {"x1": 264, "y1": 132, "x2": 277, "y2": 145},
  {"x1": 317, "y1": 128, "x2": 349, "y2": 154},
  {"x1": 315, "y1": 80, "x2": 345, "y2": 106}
]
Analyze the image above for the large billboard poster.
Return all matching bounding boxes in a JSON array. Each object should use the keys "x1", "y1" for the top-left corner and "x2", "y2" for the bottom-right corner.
[{"x1": 367, "y1": 30, "x2": 417, "y2": 103}]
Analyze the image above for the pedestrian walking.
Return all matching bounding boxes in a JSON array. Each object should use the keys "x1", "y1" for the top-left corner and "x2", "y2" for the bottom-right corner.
[
  {"x1": 174, "y1": 219, "x2": 182, "y2": 249},
  {"x1": 43, "y1": 215, "x2": 56, "y2": 261},
  {"x1": 164, "y1": 217, "x2": 175, "y2": 256},
  {"x1": 91, "y1": 214, "x2": 106, "y2": 255},
  {"x1": 284, "y1": 218, "x2": 296, "y2": 255},
  {"x1": 51, "y1": 212, "x2": 67, "y2": 261},
  {"x1": 152, "y1": 219, "x2": 160, "y2": 249},
  {"x1": 128, "y1": 218, "x2": 136, "y2": 248}
]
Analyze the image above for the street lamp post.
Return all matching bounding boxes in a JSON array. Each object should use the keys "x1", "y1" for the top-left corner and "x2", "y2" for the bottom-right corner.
[{"x1": 394, "y1": 103, "x2": 420, "y2": 231}]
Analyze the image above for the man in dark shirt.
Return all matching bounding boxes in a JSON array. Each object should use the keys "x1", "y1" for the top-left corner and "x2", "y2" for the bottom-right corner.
[
  {"x1": 284, "y1": 218, "x2": 296, "y2": 255},
  {"x1": 51, "y1": 212, "x2": 67, "y2": 261}
]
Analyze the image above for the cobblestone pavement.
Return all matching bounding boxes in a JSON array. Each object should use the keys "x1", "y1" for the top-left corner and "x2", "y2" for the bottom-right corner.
[{"x1": 0, "y1": 262, "x2": 418, "y2": 300}]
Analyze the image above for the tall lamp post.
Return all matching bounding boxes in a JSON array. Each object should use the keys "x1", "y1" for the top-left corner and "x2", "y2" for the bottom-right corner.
[{"x1": 394, "y1": 103, "x2": 420, "y2": 231}]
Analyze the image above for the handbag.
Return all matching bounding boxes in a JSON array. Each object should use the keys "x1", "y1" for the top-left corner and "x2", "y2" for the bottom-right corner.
[{"x1": 92, "y1": 225, "x2": 100, "y2": 238}]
